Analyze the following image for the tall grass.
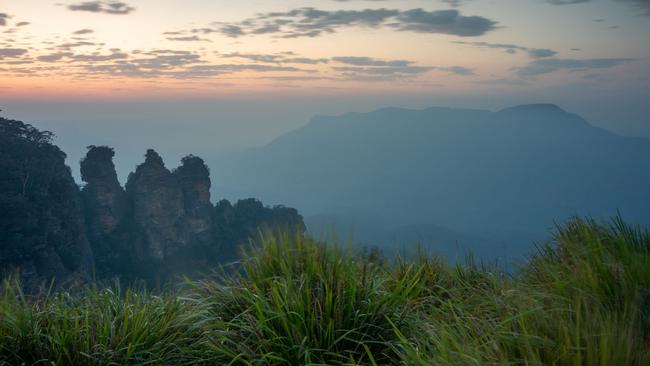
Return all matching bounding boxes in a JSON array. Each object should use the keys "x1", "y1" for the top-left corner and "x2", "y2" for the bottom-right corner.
[
  {"x1": 0, "y1": 216, "x2": 648, "y2": 365},
  {"x1": 0, "y1": 280, "x2": 209, "y2": 365},
  {"x1": 397, "y1": 216, "x2": 650, "y2": 366},
  {"x1": 190, "y1": 232, "x2": 428, "y2": 365}
]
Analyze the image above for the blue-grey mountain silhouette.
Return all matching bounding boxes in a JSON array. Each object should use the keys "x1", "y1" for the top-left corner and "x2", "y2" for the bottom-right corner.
[{"x1": 214, "y1": 104, "x2": 650, "y2": 260}]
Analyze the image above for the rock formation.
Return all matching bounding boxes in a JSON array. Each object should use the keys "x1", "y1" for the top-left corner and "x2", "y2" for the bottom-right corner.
[
  {"x1": 125, "y1": 149, "x2": 186, "y2": 261},
  {"x1": 173, "y1": 155, "x2": 215, "y2": 248},
  {"x1": 81, "y1": 146, "x2": 126, "y2": 235},
  {"x1": 80, "y1": 146, "x2": 127, "y2": 276},
  {"x1": 1, "y1": 117, "x2": 305, "y2": 288}
]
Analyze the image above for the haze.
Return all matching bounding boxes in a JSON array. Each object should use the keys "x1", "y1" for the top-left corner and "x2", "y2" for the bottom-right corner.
[{"x1": 0, "y1": 1, "x2": 647, "y2": 178}]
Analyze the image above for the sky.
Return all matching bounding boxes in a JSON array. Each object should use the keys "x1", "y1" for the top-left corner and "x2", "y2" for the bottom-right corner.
[{"x1": 1, "y1": 0, "x2": 649, "y2": 182}]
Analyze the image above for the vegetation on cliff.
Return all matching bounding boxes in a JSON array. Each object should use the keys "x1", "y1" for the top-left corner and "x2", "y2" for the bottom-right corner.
[
  {"x1": 0, "y1": 117, "x2": 92, "y2": 288},
  {"x1": 1, "y1": 216, "x2": 648, "y2": 365}
]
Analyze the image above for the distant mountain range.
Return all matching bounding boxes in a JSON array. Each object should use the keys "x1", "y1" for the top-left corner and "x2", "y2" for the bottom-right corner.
[{"x1": 213, "y1": 104, "x2": 650, "y2": 261}]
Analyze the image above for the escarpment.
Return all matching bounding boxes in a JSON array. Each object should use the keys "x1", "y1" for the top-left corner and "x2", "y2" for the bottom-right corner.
[{"x1": 1, "y1": 118, "x2": 305, "y2": 288}]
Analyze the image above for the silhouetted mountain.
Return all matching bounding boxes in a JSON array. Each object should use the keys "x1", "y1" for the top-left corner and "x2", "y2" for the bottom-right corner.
[{"x1": 215, "y1": 104, "x2": 650, "y2": 260}]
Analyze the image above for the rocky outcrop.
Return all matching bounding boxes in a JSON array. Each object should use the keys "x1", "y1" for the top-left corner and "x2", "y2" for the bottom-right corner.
[
  {"x1": 78, "y1": 147, "x2": 304, "y2": 282},
  {"x1": 173, "y1": 155, "x2": 215, "y2": 247},
  {"x1": 80, "y1": 146, "x2": 127, "y2": 276},
  {"x1": 125, "y1": 149, "x2": 186, "y2": 261},
  {"x1": 81, "y1": 146, "x2": 126, "y2": 235}
]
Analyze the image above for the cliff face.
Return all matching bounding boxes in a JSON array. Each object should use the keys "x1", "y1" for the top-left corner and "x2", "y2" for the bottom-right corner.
[
  {"x1": 173, "y1": 155, "x2": 215, "y2": 247},
  {"x1": 80, "y1": 146, "x2": 127, "y2": 276},
  {"x1": 125, "y1": 149, "x2": 186, "y2": 261},
  {"x1": 0, "y1": 118, "x2": 93, "y2": 288},
  {"x1": 81, "y1": 146, "x2": 126, "y2": 236}
]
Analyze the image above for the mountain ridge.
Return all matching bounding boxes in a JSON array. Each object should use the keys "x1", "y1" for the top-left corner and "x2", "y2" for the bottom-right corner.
[{"x1": 213, "y1": 104, "x2": 650, "y2": 260}]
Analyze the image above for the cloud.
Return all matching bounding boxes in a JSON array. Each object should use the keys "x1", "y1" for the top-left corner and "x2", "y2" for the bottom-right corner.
[
  {"x1": 393, "y1": 9, "x2": 497, "y2": 36},
  {"x1": 334, "y1": 62, "x2": 473, "y2": 78},
  {"x1": 220, "y1": 52, "x2": 329, "y2": 65},
  {"x1": 0, "y1": 13, "x2": 9, "y2": 26},
  {"x1": 546, "y1": 0, "x2": 589, "y2": 4},
  {"x1": 332, "y1": 56, "x2": 412, "y2": 67},
  {"x1": 36, "y1": 50, "x2": 128, "y2": 62},
  {"x1": 17, "y1": 47, "x2": 318, "y2": 80},
  {"x1": 260, "y1": 76, "x2": 335, "y2": 81},
  {"x1": 166, "y1": 35, "x2": 210, "y2": 42},
  {"x1": 334, "y1": 66, "x2": 432, "y2": 75},
  {"x1": 327, "y1": 55, "x2": 444, "y2": 81},
  {"x1": 70, "y1": 52, "x2": 129, "y2": 62},
  {"x1": 442, "y1": 0, "x2": 471, "y2": 7},
  {"x1": 282, "y1": 57, "x2": 330, "y2": 65},
  {"x1": 0, "y1": 48, "x2": 27, "y2": 58},
  {"x1": 75, "y1": 50, "x2": 203, "y2": 77},
  {"x1": 67, "y1": 1, "x2": 135, "y2": 15},
  {"x1": 262, "y1": 8, "x2": 399, "y2": 37},
  {"x1": 203, "y1": 7, "x2": 497, "y2": 39},
  {"x1": 58, "y1": 41, "x2": 101, "y2": 50},
  {"x1": 517, "y1": 58, "x2": 633, "y2": 77},
  {"x1": 37, "y1": 52, "x2": 74, "y2": 62},
  {"x1": 218, "y1": 25, "x2": 246, "y2": 38},
  {"x1": 334, "y1": 64, "x2": 433, "y2": 82},
  {"x1": 474, "y1": 78, "x2": 528, "y2": 86},
  {"x1": 128, "y1": 51, "x2": 201, "y2": 69},
  {"x1": 527, "y1": 48, "x2": 558, "y2": 58},
  {"x1": 16, "y1": 22, "x2": 30, "y2": 27},
  {"x1": 220, "y1": 52, "x2": 284, "y2": 63},
  {"x1": 85, "y1": 62, "x2": 315, "y2": 80},
  {"x1": 452, "y1": 41, "x2": 557, "y2": 58},
  {"x1": 547, "y1": 0, "x2": 650, "y2": 16},
  {"x1": 437, "y1": 65, "x2": 475, "y2": 75},
  {"x1": 73, "y1": 28, "x2": 94, "y2": 35},
  {"x1": 617, "y1": 0, "x2": 650, "y2": 16}
]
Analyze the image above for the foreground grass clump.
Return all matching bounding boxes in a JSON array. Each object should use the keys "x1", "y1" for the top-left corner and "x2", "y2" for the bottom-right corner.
[
  {"x1": 191, "y1": 233, "x2": 424, "y2": 365},
  {"x1": 1, "y1": 217, "x2": 649, "y2": 365}
]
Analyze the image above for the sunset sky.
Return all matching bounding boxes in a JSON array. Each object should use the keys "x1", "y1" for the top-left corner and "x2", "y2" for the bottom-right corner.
[
  {"x1": 2, "y1": 0, "x2": 649, "y2": 98},
  {"x1": 1, "y1": 0, "x2": 649, "y2": 178}
]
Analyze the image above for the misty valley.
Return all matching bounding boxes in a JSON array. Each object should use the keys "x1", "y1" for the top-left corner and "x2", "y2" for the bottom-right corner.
[
  {"x1": 216, "y1": 104, "x2": 650, "y2": 261},
  {"x1": 1, "y1": 0, "x2": 650, "y2": 363},
  {"x1": 1, "y1": 105, "x2": 649, "y2": 365}
]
